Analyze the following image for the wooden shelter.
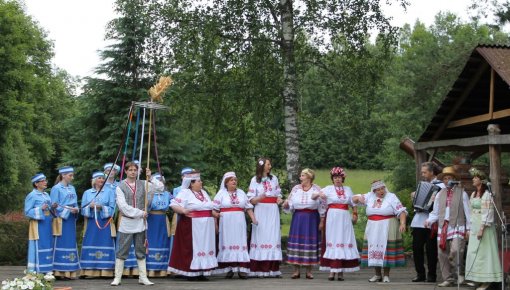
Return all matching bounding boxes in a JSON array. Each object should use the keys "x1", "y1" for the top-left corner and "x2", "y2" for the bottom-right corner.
[{"x1": 409, "y1": 44, "x2": 510, "y2": 215}]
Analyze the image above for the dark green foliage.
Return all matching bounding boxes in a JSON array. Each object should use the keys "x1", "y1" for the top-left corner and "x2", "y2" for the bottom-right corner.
[
  {"x1": 0, "y1": 220, "x2": 27, "y2": 265},
  {"x1": 63, "y1": 0, "x2": 200, "y2": 193},
  {"x1": 0, "y1": 0, "x2": 77, "y2": 211},
  {"x1": 383, "y1": 14, "x2": 510, "y2": 192}
]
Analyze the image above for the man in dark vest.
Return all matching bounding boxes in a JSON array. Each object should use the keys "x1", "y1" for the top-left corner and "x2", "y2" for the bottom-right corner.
[
  {"x1": 111, "y1": 161, "x2": 163, "y2": 286},
  {"x1": 425, "y1": 166, "x2": 470, "y2": 287},
  {"x1": 411, "y1": 162, "x2": 442, "y2": 282}
]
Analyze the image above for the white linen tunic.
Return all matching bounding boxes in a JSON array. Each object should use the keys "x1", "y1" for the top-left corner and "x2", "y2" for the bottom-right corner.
[
  {"x1": 213, "y1": 188, "x2": 252, "y2": 273},
  {"x1": 320, "y1": 185, "x2": 360, "y2": 272},
  {"x1": 247, "y1": 175, "x2": 282, "y2": 275}
]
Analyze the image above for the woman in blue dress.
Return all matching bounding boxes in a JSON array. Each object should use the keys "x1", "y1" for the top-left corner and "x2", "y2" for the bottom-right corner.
[
  {"x1": 146, "y1": 173, "x2": 173, "y2": 277},
  {"x1": 25, "y1": 173, "x2": 55, "y2": 274},
  {"x1": 50, "y1": 166, "x2": 81, "y2": 279},
  {"x1": 80, "y1": 171, "x2": 117, "y2": 277}
]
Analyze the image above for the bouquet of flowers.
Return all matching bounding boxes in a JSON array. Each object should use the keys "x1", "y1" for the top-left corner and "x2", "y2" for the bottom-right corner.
[{"x1": 1, "y1": 271, "x2": 55, "y2": 290}]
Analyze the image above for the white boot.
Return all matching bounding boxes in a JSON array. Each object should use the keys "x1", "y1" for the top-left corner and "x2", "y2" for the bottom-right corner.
[
  {"x1": 137, "y1": 259, "x2": 154, "y2": 286},
  {"x1": 110, "y1": 259, "x2": 124, "y2": 286}
]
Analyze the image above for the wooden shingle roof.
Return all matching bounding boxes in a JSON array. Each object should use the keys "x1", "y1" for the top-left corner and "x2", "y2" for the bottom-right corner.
[{"x1": 418, "y1": 44, "x2": 510, "y2": 144}]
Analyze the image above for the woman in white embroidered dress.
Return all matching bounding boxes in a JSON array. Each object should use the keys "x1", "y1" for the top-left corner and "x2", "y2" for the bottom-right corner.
[
  {"x1": 248, "y1": 158, "x2": 283, "y2": 277},
  {"x1": 318, "y1": 167, "x2": 360, "y2": 281},
  {"x1": 167, "y1": 171, "x2": 219, "y2": 281},
  {"x1": 352, "y1": 180, "x2": 407, "y2": 283},
  {"x1": 213, "y1": 171, "x2": 256, "y2": 279}
]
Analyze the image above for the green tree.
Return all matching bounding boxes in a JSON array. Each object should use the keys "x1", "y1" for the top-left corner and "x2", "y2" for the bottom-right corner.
[
  {"x1": 0, "y1": 0, "x2": 77, "y2": 212},
  {"x1": 380, "y1": 13, "x2": 509, "y2": 193},
  {"x1": 157, "y1": 0, "x2": 407, "y2": 188},
  {"x1": 64, "y1": 0, "x2": 198, "y2": 193}
]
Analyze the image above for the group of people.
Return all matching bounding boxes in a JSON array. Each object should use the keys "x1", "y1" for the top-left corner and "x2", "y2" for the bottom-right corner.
[
  {"x1": 25, "y1": 162, "x2": 167, "y2": 285},
  {"x1": 23, "y1": 158, "x2": 504, "y2": 287},
  {"x1": 410, "y1": 162, "x2": 502, "y2": 290}
]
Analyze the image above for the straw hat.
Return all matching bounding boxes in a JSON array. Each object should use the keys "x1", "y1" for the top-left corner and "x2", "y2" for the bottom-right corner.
[{"x1": 437, "y1": 166, "x2": 459, "y2": 180}]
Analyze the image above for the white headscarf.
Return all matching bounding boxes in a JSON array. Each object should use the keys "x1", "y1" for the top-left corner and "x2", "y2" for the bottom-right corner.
[
  {"x1": 219, "y1": 171, "x2": 236, "y2": 193},
  {"x1": 181, "y1": 172, "x2": 200, "y2": 189},
  {"x1": 370, "y1": 180, "x2": 386, "y2": 192}
]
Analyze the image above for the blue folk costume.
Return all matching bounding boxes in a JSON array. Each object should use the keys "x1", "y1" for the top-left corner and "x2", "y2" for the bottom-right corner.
[
  {"x1": 80, "y1": 172, "x2": 117, "y2": 277},
  {"x1": 146, "y1": 173, "x2": 173, "y2": 277},
  {"x1": 104, "y1": 163, "x2": 120, "y2": 192},
  {"x1": 25, "y1": 173, "x2": 54, "y2": 274},
  {"x1": 50, "y1": 166, "x2": 81, "y2": 278}
]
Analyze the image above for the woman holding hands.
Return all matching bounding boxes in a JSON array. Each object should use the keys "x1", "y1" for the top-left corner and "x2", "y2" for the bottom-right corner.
[{"x1": 352, "y1": 180, "x2": 407, "y2": 283}]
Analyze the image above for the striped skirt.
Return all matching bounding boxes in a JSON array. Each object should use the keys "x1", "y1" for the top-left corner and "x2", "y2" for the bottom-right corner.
[
  {"x1": 361, "y1": 217, "x2": 405, "y2": 268},
  {"x1": 286, "y1": 210, "x2": 320, "y2": 266}
]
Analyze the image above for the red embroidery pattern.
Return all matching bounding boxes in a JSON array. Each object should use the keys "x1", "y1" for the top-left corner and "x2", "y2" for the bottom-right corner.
[
  {"x1": 372, "y1": 198, "x2": 383, "y2": 208},
  {"x1": 369, "y1": 250, "x2": 384, "y2": 260},
  {"x1": 197, "y1": 251, "x2": 215, "y2": 257},
  {"x1": 335, "y1": 187, "x2": 345, "y2": 198},
  {"x1": 250, "y1": 243, "x2": 279, "y2": 249},
  {"x1": 228, "y1": 191, "x2": 240, "y2": 205},
  {"x1": 263, "y1": 181, "x2": 272, "y2": 193},
  {"x1": 446, "y1": 189, "x2": 453, "y2": 207},
  {"x1": 327, "y1": 242, "x2": 353, "y2": 248}
]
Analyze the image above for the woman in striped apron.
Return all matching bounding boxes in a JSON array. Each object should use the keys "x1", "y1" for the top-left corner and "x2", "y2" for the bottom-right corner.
[{"x1": 353, "y1": 180, "x2": 407, "y2": 283}]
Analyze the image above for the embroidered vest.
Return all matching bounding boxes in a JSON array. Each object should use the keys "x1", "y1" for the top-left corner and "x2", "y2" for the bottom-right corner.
[
  {"x1": 118, "y1": 180, "x2": 151, "y2": 211},
  {"x1": 437, "y1": 186, "x2": 465, "y2": 228}
]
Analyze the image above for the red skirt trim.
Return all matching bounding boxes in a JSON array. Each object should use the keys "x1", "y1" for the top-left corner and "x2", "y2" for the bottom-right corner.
[{"x1": 250, "y1": 260, "x2": 280, "y2": 272}]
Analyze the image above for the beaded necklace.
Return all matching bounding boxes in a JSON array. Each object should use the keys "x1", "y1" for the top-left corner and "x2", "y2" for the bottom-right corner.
[
  {"x1": 335, "y1": 186, "x2": 345, "y2": 198},
  {"x1": 228, "y1": 190, "x2": 240, "y2": 205},
  {"x1": 193, "y1": 190, "x2": 205, "y2": 202}
]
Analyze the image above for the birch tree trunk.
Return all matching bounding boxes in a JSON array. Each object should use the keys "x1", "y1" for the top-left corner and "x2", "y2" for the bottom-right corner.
[{"x1": 280, "y1": 0, "x2": 300, "y2": 187}]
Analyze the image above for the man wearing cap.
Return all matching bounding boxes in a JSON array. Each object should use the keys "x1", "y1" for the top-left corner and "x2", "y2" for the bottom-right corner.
[
  {"x1": 50, "y1": 166, "x2": 81, "y2": 279},
  {"x1": 425, "y1": 166, "x2": 471, "y2": 287},
  {"x1": 111, "y1": 161, "x2": 163, "y2": 286},
  {"x1": 25, "y1": 173, "x2": 56, "y2": 274},
  {"x1": 410, "y1": 162, "x2": 443, "y2": 282}
]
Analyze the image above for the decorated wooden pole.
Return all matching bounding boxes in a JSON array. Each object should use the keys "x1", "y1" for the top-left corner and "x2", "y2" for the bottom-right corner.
[{"x1": 141, "y1": 76, "x2": 173, "y2": 252}]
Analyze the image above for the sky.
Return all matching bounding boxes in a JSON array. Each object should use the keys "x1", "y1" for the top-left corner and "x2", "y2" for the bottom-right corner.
[{"x1": 22, "y1": 0, "x2": 477, "y2": 78}]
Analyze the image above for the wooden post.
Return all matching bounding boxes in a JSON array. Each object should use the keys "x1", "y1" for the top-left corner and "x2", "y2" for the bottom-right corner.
[
  {"x1": 488, "y1": 124, "x2": 503, "y2": 216},
  {"x1": 415, "y1": 150, "x2": 427, "y2": 184}
]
